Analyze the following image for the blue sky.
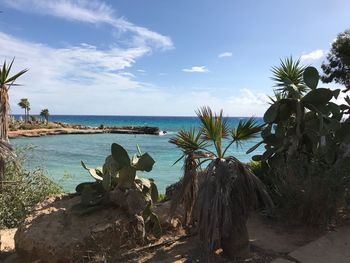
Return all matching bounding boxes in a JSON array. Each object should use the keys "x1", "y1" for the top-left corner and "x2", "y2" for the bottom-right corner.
[{"x1": 0, "y1": 0, "x2": 349, "y2": 116}]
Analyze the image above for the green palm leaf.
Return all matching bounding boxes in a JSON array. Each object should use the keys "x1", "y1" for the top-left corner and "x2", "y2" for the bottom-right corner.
[
  {"x1": 169, "y1": 127, "x2": 206, "y2": 156},
  {"x1": 196, "y1": 106, "x2": 229, "y2": 157},
  {"x1": 232, "y1": 118, "x2": 264, "y2": 142},
  {"x1": 0, "y1": 58, "x2": 28, "y2": 141},
  {"x1": 222, "y1": 118, "x2": 264, "y2": 156}
]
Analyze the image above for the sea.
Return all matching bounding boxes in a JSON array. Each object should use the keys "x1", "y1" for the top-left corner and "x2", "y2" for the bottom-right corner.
[{"x1": 10, "y1": 115, "x2": 264, "y2": 193}]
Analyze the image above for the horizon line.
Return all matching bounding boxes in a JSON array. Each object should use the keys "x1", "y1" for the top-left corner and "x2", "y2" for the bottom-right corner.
[{"x1": 11, "y1": 113, "x2": 263, "y2": 118}]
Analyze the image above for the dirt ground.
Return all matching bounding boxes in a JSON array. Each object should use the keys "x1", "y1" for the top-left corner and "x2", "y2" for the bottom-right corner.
[{"x1": 0, "y1": 212, "x2": 324, "y2": 263}]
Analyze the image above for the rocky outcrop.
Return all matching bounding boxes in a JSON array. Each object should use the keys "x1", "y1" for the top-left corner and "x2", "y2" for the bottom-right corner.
[
  {"x1": 8, "y1": 126, "x2": 162, "y2": 138},
  {"x1": 14, "y1": 193, "x2": 183, "y2": 263},
  {"x1": 14, "y1": 194, "x2": 145, "y2": 263}
]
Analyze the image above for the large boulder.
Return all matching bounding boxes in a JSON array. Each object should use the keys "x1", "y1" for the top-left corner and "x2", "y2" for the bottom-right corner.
[{"x1": 14, "y1": 194, "x2": 145, "y2": 263}]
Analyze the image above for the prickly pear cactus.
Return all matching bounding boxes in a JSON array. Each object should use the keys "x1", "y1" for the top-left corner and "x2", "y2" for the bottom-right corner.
[{"x1": 72, "y1": 143, "x2": 162, "y2": 238}]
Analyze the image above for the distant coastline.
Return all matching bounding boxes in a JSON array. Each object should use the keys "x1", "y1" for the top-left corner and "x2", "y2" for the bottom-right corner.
[{"x1": 9, "y1": 122, "x2": 162, "y2": 138}]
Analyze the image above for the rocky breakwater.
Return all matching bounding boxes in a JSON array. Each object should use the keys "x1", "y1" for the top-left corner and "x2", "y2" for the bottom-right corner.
[{"x1": 106, "y1": 125, "x2": 162, "y2": 135}]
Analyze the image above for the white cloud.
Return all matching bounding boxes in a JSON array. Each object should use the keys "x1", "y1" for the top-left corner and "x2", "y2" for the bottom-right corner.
[
  {"x1": 0, "y1": 32, "x2": 268, "y2": 117},
  {"x1": 182, "y1": 66, "x2": 209, "y2": 73},
  {"x1": 0, "y1": 32, "x2": 150, "y2": 113},
  {"x1": 4, "y1": 0, "x2": 173, "y2": 50},
  {"x1": 164, "y1": 88, "x2": 268, "y2": 117},
  {"x1": 300, "y1": 49, "x2": 324, "y2": 63},
  {"x1": 218, "y1": 52, "x2": 232, "y2": 58}
]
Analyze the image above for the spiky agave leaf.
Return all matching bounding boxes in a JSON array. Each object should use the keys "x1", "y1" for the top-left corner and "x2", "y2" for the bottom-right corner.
[
  {"x1": 196, "y1": 106, "x2": 229, "y2": 158},
  {"x1": 271, "y1": 57, "x2": 305, "y2": 87},
  {"x1": 268, "y1": 90, "x2": 286, "y2": 105},
  {"x1": 195, "y1": 157, "x2": 273, "y2": 257},
  {"x1": 271, "y1": 57, "x2": 308, "y2": 98}
]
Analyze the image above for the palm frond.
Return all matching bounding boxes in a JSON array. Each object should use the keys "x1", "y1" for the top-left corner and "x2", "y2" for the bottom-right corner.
[
  {"x1": 0, "y1": 58, "x2": 27, "y2": 141},
  {"x1": 169, "y1": 127, "x2": 206, "y2": 155},
  {"x1": 0, "y1": 58, "x2": 28, "y2": 88},
  {"x1": 5, "y1": 68, "x2": 28, "y2": 87},
  {"x1": 196, "y1": 106, "x2": 229, "y2": 157},
  {"x1": 231, "y1": 118, "x2": 264, "y2": 142}
]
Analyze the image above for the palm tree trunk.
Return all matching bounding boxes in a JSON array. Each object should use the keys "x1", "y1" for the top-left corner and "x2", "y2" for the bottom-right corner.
[
  {"x1": 0, "y1": 158, "x2": 4, "y2": 192},
  {"x1": 0, "y1": 87, "x2": 9, "y2": 142},
  {"x1": 221, "y1": 222, "x2": 250, "y2": 259}
]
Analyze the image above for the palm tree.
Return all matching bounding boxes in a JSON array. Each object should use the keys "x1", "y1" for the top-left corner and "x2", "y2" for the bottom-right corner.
[
  {"x1": 0, "y1": 59, "x2": 28, "y2": 141},
  {"x1": 18, "y1": 98, "x2": 30, "y2": 123},
  {"x1": 0, "y1": 58, "x2": 28, "y2": 190},
  {"x1": 171, "y1": 107, "x2": 272, "y2": 261},
  {"x1": 40, "y1": 108, "x2": 49, "y2": 124},
  {"x1": 169, "y1": 128, "x2": 209, "y2": 225}
]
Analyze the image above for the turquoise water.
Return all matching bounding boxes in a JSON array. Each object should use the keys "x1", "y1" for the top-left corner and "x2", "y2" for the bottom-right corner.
[{"x1": 11, "y1": 116, "x2": 264, "y2": 193}]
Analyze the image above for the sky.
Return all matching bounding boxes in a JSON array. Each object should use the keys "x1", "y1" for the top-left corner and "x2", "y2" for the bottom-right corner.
[{"x1": 0, "y1": 0, "x2": 349, "y2": 116}]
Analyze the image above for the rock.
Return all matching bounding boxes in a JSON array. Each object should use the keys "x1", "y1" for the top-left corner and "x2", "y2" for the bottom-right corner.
[
  {"x1": 0, "y1": 228, "x2": 16, "y2": 252},
  {"x1": 125, "y1": 189, "x2": 148, "y2": 215},
  {"x1": 109, "y1": 188, "x2": 148, "y2": 215},
  {"x1": 15, "y1": 194, "x2": 145, "y2": 263},
  {"x1": 165, "y1": 180, "x2": 183, "y2": 201},
  {"x1": 153, "y1": 201, "x2": 184, "y2": 230}
]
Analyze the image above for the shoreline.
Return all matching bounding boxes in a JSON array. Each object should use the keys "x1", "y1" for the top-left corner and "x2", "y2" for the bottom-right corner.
[{"x1": 9, "y1": 125, "x2": 163, "y2": 139}]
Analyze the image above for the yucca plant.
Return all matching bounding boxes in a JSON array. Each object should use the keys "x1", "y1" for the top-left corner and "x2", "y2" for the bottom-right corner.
[
  {"x1": 271, "y1": 57, "x2": 307, "y2": 99},
  {"x1": 171, "y1": 107, "x2": 272, "y2": 261}
]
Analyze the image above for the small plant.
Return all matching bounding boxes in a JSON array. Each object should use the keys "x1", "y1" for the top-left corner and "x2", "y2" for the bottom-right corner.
[{"x1": 73, "y1": 143, "x2": 162, "y2": 238}]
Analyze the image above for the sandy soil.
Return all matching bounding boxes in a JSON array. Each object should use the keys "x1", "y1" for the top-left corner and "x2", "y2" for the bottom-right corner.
[{"x1": 0, "y1": 213, "x2": 323, "y2": 263}]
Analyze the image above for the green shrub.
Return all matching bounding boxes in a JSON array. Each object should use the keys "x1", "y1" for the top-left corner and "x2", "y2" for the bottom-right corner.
[
  {"x1": 0, "y1": 151, "x2": 61, "y2": 228},
  {"x1": 248, "y1": 61, "x2": 350, "y2": 227}
]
